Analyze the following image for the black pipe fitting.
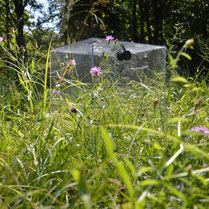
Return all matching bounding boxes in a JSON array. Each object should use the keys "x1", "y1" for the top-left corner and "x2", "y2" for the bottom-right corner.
[{"x1": 116, "y1": 44, "x2": 132, "y2": 61}]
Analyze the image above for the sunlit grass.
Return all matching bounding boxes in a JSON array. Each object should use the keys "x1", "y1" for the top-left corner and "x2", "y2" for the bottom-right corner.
[{"x1": 0, "y1": 40, "x2": 209, "y2": 208}]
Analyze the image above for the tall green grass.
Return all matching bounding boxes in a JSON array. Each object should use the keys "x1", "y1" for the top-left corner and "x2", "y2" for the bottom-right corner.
[{"x1": 0, "y1": 39, "x2": 209, "y2": 208}]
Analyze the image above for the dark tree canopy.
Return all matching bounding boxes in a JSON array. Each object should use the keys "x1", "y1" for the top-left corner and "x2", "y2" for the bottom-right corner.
[
  {"x1": 0, "y1": 0, "x2": 208, "y2": 77},
  {"x1": 1, "y1": 0, "x2": 208, "y2": 45}
]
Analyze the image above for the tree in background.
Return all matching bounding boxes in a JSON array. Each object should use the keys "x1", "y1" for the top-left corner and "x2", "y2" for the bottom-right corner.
[
  {"x1": 46, "y1": 0, "x2": 111, "y2": 43},
  {"x1": 1, "y1": 0, "x2": 208, "y2": 47},
  {"x1": 0, "y1": 0, "x2": 208, "y2": 78},
  {"x1": 0, "y1": 0, "x2": 44, "y2": 49}
]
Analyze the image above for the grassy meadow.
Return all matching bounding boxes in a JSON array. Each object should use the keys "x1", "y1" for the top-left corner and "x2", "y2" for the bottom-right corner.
[{"x1": 0, "y1": 39, "x2": 209, "y2": 209}]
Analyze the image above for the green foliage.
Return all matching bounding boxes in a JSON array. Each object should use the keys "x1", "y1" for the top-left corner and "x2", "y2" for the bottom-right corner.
[{"x1": 0, "y1": 37, "x2": 209, "y2": 208}]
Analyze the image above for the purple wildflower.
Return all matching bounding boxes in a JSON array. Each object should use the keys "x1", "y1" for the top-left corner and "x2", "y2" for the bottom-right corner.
[
  {"x1": 52, "y1": 90, "x2": 61, "y2": 95},
  {"x1": 69, "y1": 59, "x2": 76, "y2": 66},
  {"x1": 0, "y1": 37, "x2": 3, "y2": 42},
  {"x1": 90, "y1": 66, "x2": 102, "y2": 77},
  {"x1": 21, "y1": 46, "x2": 26, "y2": 52},
  {"x1": 70, "y1": 106, "x2": 78, "y2": 113},
  {"x1": 191, "y1": 126, "x2": 209, "y2": 136},
  {"x1": 105, "y1": 35, "x2": 114, "y2": 41}
]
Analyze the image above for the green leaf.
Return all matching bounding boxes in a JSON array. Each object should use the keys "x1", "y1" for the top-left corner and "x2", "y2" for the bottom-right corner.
[
  {"x1": 121, "y1": 202, "x2": 132, "y2": 209},
  {"x1": 31, "y1": 58, "x2": 35, "y2": 74},
  {"x1": 72, "y1": 167, "x2": 91, "y2": 209},
  {"x1": 123, "y1": 158, "x2": 136, "y2": 179},
  {"x1": 43, "y1": 41, "x2": 52, "y2": 112},
  {"x1": 168, "y1": 54, "x2": 177, "y2": 68},
  {"x1": 163, "y1": 182, "x2": 188, "y2": 206},
  {"x1": 153, "y1": 143, "x2": 162, "y2": 150},
  {"x1": 181, "y1": 130, "x2": 205, "y2": 136},
  {"x1": 115, "y1": 161, "x2": 134, "y2": 199},
  {"x1": 181, "y1": 52, "x2": 192, "y2": 60},
  {"x1": 137, "y1": 167, "x2": 152, "y2": 177},
  {"x1": 141, "y1": 179, "x2": 160, "y2": 186},
  {"x1": 100, "y1": 127, "x2": 114, "y2": 158},
  {"x1": 105, "y1": 124, "x2": 209, "y2": 160},
  {"x1": 172, "y1": 76, "x2": 188, "y2": 83},
  {"x1": 18, "y1": 73, "x2": 26, "y2": 88},
  {"x1": 167, "y1": 117, "x2": 189, "y2": 124},
  {"x1": 5, "y1": 115, "x2": 25, "y2": 120}
]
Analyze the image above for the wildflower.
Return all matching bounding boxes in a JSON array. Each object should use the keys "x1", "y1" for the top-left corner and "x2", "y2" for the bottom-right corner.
[
  {"x1": 52, "y1": 90, "x2": 61, "y2": 95},
  {"x1": 105, "y1": 35, "x2": 114, "y2": 42},
  {"x1": 0, "y1": 36, "x2": 3, "y2": 42},
  {"x1": 90, "y1": 66, "x2": 102, "y2": 77},
  {"x1": 70, "y1": 106, "x2": 78, "y2": 113},
  {"x1": 69, "y1": 59, "x2": 76, "y2": 66},
  {"x1": 184, "y1": 39, "x2": 195, "y2": 48},
  {"x1": 21, "y1": 46, "x2": 26, "y2": 52},
  {"x1": 191, "y1": 126, "x2": 209, "y2": 136},
  {"x1": 10, "y1": 27, "x2": 15, "y2": 33},
  {"x1": 153, "y1": 98, "x2": 159, "y2": 106}
]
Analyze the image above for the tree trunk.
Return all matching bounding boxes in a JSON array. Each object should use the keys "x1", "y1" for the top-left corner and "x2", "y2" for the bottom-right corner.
[
  {"x1": 13, "y1": 0, "x2": 26, "y2": 49},
  {"x1": 139, "y1": 0, "x2": 145, "y2": 42},
  {"x1": 132, "y1": 0, "x2": 138, "y2": 41},
  {"x1": 12, "y1": 0, "x2": 28, "y2": 86},
  {"x1": 5, "y1": 0, "x2": 11, "y2": 50},
  {"x1": 152, "y1": 0, "x2": 164, "y2": 44},
  {"x1": 144, "y1": 1, "x2": 152, "y2": 43},
  {"x1": 152, "y1": 0, "x2": 159, "y2": 44}
]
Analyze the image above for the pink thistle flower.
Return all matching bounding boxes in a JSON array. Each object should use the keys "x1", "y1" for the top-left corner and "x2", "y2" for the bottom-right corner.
[
  {"x1": 90, "y1": 66, "x2": 102, "y2": 77},
  {"x1": 191, "y1": 126, "x2": 209, "y2": 136},
  {"x1": 69, "y1": 59, "x2": 76, "y2": 66},
  {"x1": 105, "y1": 35, "x2": 114, "y2": 41},
  {"x1": 52, "y1": 90, "x2": 61, "y2": 95},
  {"x1": 0, "y1": 37, "x2": 3, "y2": 42}
]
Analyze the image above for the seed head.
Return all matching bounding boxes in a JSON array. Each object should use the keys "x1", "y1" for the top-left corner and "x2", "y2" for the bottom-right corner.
[
  {"x1": 184, "y1": 39, "x2": 195, "y2": 48},
  {"x1": 70, "y1": 106, "x2": 78, "y2": 113},
  {"x1": 153, "y1": 98, "x2": 159, "y2": 106}
]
